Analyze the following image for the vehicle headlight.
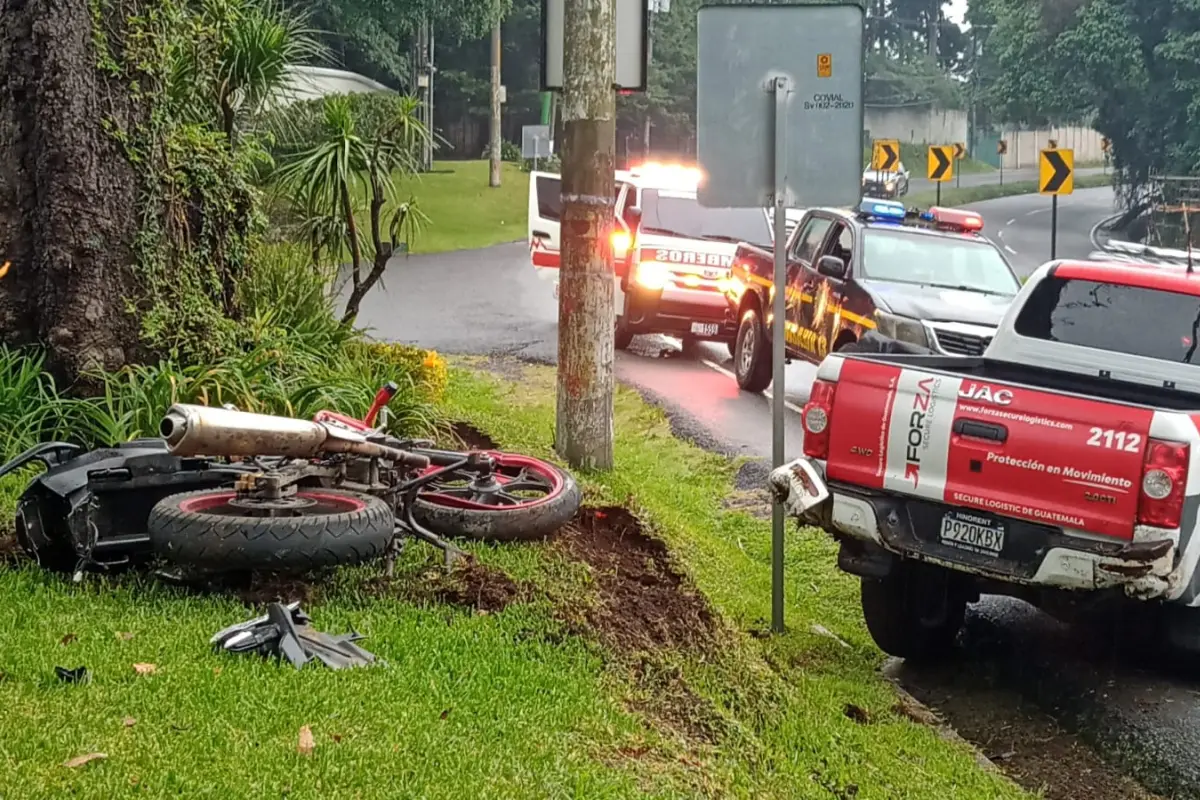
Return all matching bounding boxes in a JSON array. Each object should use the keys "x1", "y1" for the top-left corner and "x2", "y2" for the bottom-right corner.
[
  {"x1": 874, "y1": 311, "x2": 929, "y2": 348},
  {"x1": 634, "y1": 260, "x2": 669, "y2": 289}
]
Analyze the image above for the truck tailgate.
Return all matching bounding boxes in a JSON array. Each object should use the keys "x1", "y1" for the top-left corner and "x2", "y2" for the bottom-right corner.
[{"x1": 825, "y1": 358, "x2": 1154, "y2": 539}]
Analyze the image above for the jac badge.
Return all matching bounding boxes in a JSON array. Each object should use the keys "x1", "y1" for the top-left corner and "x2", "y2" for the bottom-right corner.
[{"x1": 959, "y1": 382, "x2": 1013, "y2": 406}]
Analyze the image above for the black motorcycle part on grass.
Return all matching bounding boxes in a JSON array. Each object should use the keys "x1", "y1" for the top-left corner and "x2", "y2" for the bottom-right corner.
[
  {"x1": 211, "y1": 601, "x2": 378, "y2": 669},
  {"x1": 147, "y1": 487, "x2": 395, "y2": 573},
  {"x1": 11, "y1": 439, "x2": 244, "y2": 573}
]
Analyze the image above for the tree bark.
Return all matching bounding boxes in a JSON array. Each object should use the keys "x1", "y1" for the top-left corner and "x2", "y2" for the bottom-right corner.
[
  {"x1": 556, "y1": 0, "x2": 616, "y2": 470},
  {"x1": 0, "y1": 0, "x2": 144, "y2": 384},
  {"x1": 488, "y1": 20, "x2": 503, "y2": 187}
]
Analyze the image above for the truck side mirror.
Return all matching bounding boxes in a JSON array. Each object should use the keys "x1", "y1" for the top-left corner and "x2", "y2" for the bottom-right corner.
[
  {"x1": 817, "y1": 255, "x2": 847, "y2": 280},
  {"x1": 623, "y1": 205, "x2": 643, "y2": 228}
]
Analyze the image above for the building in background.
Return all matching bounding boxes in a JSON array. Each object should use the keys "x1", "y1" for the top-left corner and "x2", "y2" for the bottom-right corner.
[{"x1": 268, "y1": 66, "x2": 396, "y2": 108}]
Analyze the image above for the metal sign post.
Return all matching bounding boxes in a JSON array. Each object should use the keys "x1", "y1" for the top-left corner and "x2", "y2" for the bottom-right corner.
[
  {"x1": 696, "y1": 3, "x2": 864, "y2": 634},
  {"x1": 522, "y1": 124, "x2": 553, "y2": 170},
  {"x1": 770, "y1": 75, "x2": 789, "y2": 633}
]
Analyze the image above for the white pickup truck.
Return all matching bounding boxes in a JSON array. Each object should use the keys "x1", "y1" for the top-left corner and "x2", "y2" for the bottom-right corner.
[{"x1": 773, "y1": 257, "x2": 1200, "y2": 661}]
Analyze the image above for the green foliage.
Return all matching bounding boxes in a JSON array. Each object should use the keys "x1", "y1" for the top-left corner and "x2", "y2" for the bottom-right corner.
[
  {"x1": 978, "y1": 0, "x2": 1200, "y2": 203},
  {"x1": 293, "y1": 0, "x2": 509, "y2": 88},
  {"x1": 90, "y1": 0, "x2": 326, "y2": 365},
  {"x1": 0, "y1": 244, "x2": 446, "y2": 453},
  {"x1": 272, "y1": 94, "x2": 432, "y2": 322}
]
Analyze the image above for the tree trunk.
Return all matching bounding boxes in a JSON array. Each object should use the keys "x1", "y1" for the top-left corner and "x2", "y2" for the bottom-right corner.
[
  {"x1": 0, "y1": 0, "x2": 145, "y2": 385},
  {"x1": 488, "y1": 20, "x2": 503, "y2": 187},
  {"x1": 556, "y1": 0, "x2": 616, "y2": 470}
]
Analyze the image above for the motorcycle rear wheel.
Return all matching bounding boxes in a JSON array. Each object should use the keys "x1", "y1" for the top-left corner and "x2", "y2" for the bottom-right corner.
[
  {"x1": 411, "y1": 452, "x2": 581, "y2": 541},
  {"x1": 148, "y1": 488, "x2": 393, "y2": 573}
]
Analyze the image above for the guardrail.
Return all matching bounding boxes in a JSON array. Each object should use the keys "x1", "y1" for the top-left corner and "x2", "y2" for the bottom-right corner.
[{"x1": 1087, "y1": 211, "x2": 1195, "y2": 265}]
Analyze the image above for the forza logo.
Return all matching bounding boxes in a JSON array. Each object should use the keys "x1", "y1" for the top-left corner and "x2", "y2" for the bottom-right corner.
[
  {"x1": 905, "y1": 377, "x2": 935, "y2": 486},
  {"x1": 959, "y1": 382, "x2": 1013, "y2": 406}
]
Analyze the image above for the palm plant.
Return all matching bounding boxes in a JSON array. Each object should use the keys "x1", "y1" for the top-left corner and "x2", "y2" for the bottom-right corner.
[
  {"x1": 274, "y1": 94, "x2": 432, "y2": 324},
  {"x1": 167, "y1": 0, "x2": 328, "y2": 146}
]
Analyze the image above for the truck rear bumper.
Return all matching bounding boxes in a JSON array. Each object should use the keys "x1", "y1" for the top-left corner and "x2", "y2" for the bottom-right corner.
[{"x1": 770, "y1": 457, "x2": 1182, "y2": 602}]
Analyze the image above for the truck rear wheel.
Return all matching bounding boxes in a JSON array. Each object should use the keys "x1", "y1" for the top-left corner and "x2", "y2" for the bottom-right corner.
[
  {"x1": 615, "y1": 317, "x2": 635, "y2": 350},
  {"x1": 860, "y1": 561, "x2": 966, "y2": 663},
  {"x1": 734, "y1": 306, "x2": 772, "y2": 392}
]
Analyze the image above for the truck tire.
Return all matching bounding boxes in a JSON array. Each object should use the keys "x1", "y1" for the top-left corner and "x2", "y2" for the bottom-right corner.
[
  {"x1": 860, "y1": 562, "x2": 966, "y2": 663},
  {"x1": 734, "y1": 306, "x2": 773, "y2": 392},
  {"x1": 148, "y1": 488, "x2": 394, "y2": 573},
  {"x1": 615, "y1": 318, "x2": 635, "y2": 351}
]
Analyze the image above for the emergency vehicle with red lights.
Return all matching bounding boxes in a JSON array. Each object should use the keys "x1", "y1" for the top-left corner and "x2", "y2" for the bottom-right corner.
[
  {"x1": 726, "y1": 198, "x2": 1018, "y2": 391},
  {"x1": 770, "y1": 257, "x2": 1200, "y2": 662},
  {"x1": 527, "y1": 163, "x2": 799, "y2": 350}
]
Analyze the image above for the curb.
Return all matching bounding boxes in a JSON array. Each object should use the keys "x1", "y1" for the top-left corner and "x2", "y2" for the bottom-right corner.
[
  {"x1": 880, "y1": 660, "x2": 1012, "y2": 780},
  {"x1": 1089, "y1": 211, "x2": 1125, "y2": 250}
]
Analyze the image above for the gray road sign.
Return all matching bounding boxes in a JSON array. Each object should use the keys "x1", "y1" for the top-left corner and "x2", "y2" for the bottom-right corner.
[
  {"x1": 696, "y1": 3, "x2": 864, "y2": 209},
  {"x1": 522, "y1": 125, "x2": 553, "y2": 159}
]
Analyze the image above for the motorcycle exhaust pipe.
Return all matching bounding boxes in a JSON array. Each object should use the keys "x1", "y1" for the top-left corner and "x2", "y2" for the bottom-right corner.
[{"x1": 159, "y1": 404, "x2": 429, "y2": 467}]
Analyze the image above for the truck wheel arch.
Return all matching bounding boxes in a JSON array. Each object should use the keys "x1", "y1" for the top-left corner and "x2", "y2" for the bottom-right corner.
[{"x1": 738, "y1": 288, "x2": 763, "y2": 320}]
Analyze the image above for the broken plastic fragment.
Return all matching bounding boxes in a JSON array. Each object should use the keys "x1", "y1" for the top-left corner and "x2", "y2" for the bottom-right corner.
[{"x1": 211, "y1": 602, "x2": 378, "y2": 670}]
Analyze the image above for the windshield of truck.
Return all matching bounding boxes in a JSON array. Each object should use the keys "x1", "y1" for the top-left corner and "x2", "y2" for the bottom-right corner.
[
  {"x1": 1014, "y1": 276, "x2": 1200, "y2": 364},
  {"x1": 638, "y1": 189, "x2": 773, "y2": 248},
  {"x1": 861, "y1": 229, "x2": 1020, "y2": 296}
]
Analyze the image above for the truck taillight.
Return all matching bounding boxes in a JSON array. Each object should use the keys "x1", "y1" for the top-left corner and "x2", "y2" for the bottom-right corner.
[
  {"x1": 1137, "y1": 438, "x2": 1190, "y2": 529},
  {"x1": 802, "y1": 380, "x2": 837, "y2": 459}
]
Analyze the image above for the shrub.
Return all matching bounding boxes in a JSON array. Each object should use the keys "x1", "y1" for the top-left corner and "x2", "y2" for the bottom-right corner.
[
  {"x1": 522, "y1": 153, "x2": 560, "y2": 174},
  {"x1": 0, "y1": 244, "x2": 447, "y2": 452}
]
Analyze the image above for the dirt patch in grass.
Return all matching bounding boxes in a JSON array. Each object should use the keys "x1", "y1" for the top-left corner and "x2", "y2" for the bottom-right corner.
[
  {"x1": 430, "y1": 558, "x2": 527, "y2": 613},
  {"x1": 449, "y1": 420, "x2": 499, "y2": 451},
  {"x1": 890, "y1": 660, "x2": 1163, "y2": 800},
  {"x1": 0, "y1": 532, "x2": 22, "y2": 566},
  {"x1": 555, "y1": 506, "x2": 718, "y2": 653}
]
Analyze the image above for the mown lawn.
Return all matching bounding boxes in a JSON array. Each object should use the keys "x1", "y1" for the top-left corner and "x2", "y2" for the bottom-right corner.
[
  {"x1": 908, "y1": 171, "x2": 1114, "y2": 208},
  {"x1": 0, "y1": 362, "x2": 1030, "y2": 799},
  {"x1": 404, "y1": 160, "x2": 528, "y2": 254}
]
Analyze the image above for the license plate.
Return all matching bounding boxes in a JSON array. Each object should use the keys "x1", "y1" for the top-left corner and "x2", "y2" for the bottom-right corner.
[
  {"x1": 690, "y1": 322, "x2": 719, "y2": 337},
  {"x1": 939, "y1": 511, "x2": 1006, "y2": 556}
]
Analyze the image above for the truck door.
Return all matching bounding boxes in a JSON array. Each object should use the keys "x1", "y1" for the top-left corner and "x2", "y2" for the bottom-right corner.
[
  {"x1": 813, "y1": 222, "x2": 855, "y2": 355},
  {"x1": 528, "y1": 171, "x2": 562, "y2": 288},
  {"x1": 784, "y1": 215, "x2": 833, "y2": 360}
]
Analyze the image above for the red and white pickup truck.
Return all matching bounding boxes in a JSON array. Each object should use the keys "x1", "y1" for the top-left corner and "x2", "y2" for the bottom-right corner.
[{"x1": 772, "y1": 258, "x2": 1200, "y2": 660}]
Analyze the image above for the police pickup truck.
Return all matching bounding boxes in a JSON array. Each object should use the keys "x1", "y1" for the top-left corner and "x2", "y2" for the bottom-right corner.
[
  {"x1": 725, "y1": 198, "x2": 1020, "y2": 392},
  {"x1": 772, "y1": 258, "x2": 1200, "y2": 661},
  {"x1": 528, "y1": 163, "x2": 802, "y2": 351}
]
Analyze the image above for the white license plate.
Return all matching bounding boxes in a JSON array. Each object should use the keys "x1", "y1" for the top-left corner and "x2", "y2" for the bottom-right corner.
[
  {"x1": 690, "y1": 322, "x2": 719, "y2": 337},
  {"x1": 939, "y1": 512, "x2": 1006, "y2": 556}
]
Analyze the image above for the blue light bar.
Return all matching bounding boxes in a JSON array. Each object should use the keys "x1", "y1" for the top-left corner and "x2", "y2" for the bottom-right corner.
[{"x1": 858, "y1": 198, "x2": 906, "y2": 221}]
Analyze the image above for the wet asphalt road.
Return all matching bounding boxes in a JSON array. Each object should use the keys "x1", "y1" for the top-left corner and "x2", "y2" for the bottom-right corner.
[{"x1": 360, "y1": 185, "x2": 1199, "y2": 798}]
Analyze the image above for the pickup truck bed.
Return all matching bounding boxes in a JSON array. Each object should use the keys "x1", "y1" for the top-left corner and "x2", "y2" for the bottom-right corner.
[{"x1": 847, "y1": 353, "x2": 1200, "y2": 412}]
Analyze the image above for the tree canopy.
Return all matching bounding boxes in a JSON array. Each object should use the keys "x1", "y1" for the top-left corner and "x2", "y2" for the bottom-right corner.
[{"x1": 977, "y1": 0, "x2": 1200, "y2": 202}]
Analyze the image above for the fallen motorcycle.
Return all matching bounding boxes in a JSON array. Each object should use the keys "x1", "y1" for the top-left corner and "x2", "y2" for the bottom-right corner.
[{"x1": 4, "y1": 383, "x2": 581, "y2": 577}]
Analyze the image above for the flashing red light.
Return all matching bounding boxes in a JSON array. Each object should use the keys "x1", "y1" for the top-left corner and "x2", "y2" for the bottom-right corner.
[{"x1": 927, "y1": 206, "x2": 984, "y2": 233}]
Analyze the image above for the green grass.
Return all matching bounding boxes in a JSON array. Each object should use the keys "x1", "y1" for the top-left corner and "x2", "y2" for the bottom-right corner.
[
  {"x1": 908, "y1": 171, "x2": 1114, "y2": 208},
  {"x1": 0, "y1": 361, "x2": 1032, "y2": 799},
  {"x1": 404, "y1": 160, "x2": 528, "y2": 254}
]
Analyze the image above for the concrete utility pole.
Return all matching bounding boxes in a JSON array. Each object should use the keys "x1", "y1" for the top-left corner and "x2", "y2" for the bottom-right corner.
[
  {"x1": 556, "y1": 0, "x2": 616, "y2": 470},
  {"x1": 489, "y1": 19, "x2": 502, "y2": 187}
]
